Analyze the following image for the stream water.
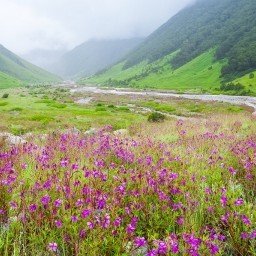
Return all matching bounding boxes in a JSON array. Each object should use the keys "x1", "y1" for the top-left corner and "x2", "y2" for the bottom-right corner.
[{"x1": 69, "y1": 86, "x2": 256, "y2": 111}]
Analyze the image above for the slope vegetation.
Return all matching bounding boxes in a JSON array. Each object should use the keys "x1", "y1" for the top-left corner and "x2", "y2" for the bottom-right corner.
[
  {"x1": 85, "y1": 49, "x2": 226, "y2": 92},
  {"x1": 0, "y1": 71, "x2": 21, "y2": 89},
  {"x1": 0, "y1": 44, "x2": 61, "y2": 83},
  {"x1": 86, "y1": 0, "x2": 256, "y2": 92},
  {"x1": 124, "y1": 0, "x2": 256, "y2": 81}
]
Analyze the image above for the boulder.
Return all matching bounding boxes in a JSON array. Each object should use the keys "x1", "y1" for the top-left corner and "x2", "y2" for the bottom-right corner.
[
  {"x1": 64, "y1": 127, "x2": 81, "y2": 135},
  {"x1": 84, "y1": 128, "x2": 97, "y2": 135},
  {"x1": 113, "y1": 129, "x2": 129, "y2": 136},
  {"x1": 0, "y1": 132, "x2": 26, "y2": 145}
]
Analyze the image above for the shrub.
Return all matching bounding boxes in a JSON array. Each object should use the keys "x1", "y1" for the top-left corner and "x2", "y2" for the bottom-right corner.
[
  {"x1": 2, "y1": 93, "x2": 9, "y2": 99},
  {"x1": 0, "y1": 101, "x2": 8, "y2": 106},
  {"x1": 10, "y1": 107, "x2": 23, "y2": 112},
  {"x1": 249, "y1": 73, "x2": 254, "y2": 79},
  {"x1": 95, "y1": 106, "x2": 106, "y2": 112},
  {"x1": 30, "y1": 114, "x2": 54, "y2": 122},
  {"x1": 117, "y1": 106, "x2": 130, "y2": 112},
  {"x1": 48, "y1": 102, "x2": 67, "y2": 109},
  {"x1": 220, "y1": 82, "x2": 245, "y2": 92},
  {"x1": 148, "y1": 112, "x2": 165, "y2": 122}
]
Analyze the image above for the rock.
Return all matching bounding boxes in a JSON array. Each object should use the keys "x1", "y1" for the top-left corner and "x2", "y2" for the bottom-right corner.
[
  {"x1": 38, "y1": 134, "x2": 48, "y2": 141},
  {"x1": 84, "y1": 128, "x2": 97, "y2": 135},
  {"x1": 113, "y1": 129, "x2": 129, "y2": 136},
  {"x1": 252, "y1": 111, "x2": 256, "y2": 118},
  {"x1": 75, "y1": 97, "x2": 92, "y2": 104},
  {"x1": 64, "y1": 127, "x2": 81, "y2": 135},
  {"x1": 125, "y1": 241, "x2": 148, "y2": 256},
  {"x1": 22, "y1": 132, "x2": 33, "y2": 140},
  {"x1": 131, "y1": 246, "x2": 148, "y2": 256},
  {"x1": 0, "y1": 132, "x2": 26, "y2": 145}
]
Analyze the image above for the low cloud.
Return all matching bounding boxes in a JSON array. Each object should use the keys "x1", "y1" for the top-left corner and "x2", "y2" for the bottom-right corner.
[{"x1": 0, "y1": 0, "x2": 193, "y2": 54}]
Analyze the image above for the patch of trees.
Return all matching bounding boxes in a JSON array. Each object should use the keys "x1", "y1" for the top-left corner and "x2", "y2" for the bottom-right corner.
[
  {"x1": 148, "y1": 112, "x2": 165, "y2": 122},
  {"x1": 249, "y1": 73, "x2": 255, "y2": 79},
  {"x1": 2, "y1": 93, "x2": 9, "y2": 98},
  {"x1": 220, "y1": 82, "x2": 245, "y2": 91},
  {"x1": 220, "y1": 82, "x2": 252, "y2": 95}
]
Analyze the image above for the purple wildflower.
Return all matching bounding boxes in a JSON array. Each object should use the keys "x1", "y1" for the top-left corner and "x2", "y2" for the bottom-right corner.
[
  {"x1": 71, "y1": 215, "x2": 78, "y2": 222},
  {"x1": 220, "y1": 195, "x2": 227, "y2": 207},
  {"x1": 228, "y1": 167, "x2": 237, "y2": 175},
  {"x1": 207, "y1": 243, "x2": 219, "y2": 255},
  {"x1": 55, "y1": 220, "x2": 63, "y2": 228},
  {"x1": 134, "y1": 237, "x2": 147, "y2": 248},
  {"x1": 54, "y1": 199, "x2": 62, "y2": 208},
  {"x1": 241, "y1": 215, "x2": 251, "y2": 226},
  {"x1": 147, "y1": 249, "x2": 158, "y2": 256},
  {"x1": 48, "y1": 242, "x2": 58, "y2": 252},
  {"x1": 235, "y1": 198, "x2": 244, "y2": 206},
  {"x1": 250, "y1": 230, "x2": 256, "y2": 239},
  {"x1": 41, "y1": 195, "x2": 51, "y2": 206},
  {"x1": 81, "y1": 209, "x2": 91, "y2": 219},
  {"x1": 169, "y1": 233, "x2": 179, "y2": 254},
  {"x1": 29, "y1": 204, "x2": 37, "y2": 213},
  {"x1": 157, "y1": 241, "x2": 168, "y2": 255}
]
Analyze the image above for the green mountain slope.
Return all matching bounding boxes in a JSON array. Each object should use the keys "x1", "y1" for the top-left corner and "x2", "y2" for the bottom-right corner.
[
  {"x1": 53, "y1": 38, "x2": 144, "y2": 79},
  {"x1": 85, "y1": 49, "x2": 226, "y2": 92},
  {"x1": 0, "y1": 44, "x2": 61, "y2": 83},
  {"x1": 86, "y1": 0, "x2": 256, "y2": 92},
  {"x1": 0, "y1": 71, "x2": 20, "y2": 89},
  {"x1": 124, "y1": 0, "x2": 256, "y2": 80},
  {"x1": 234, "y1": 71, "x2": 256, "y2": 87}
]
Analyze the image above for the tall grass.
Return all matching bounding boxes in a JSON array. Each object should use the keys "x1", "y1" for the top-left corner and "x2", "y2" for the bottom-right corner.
[{"x1": 0, "y1": 118, "x2": 255, "y2": 255}]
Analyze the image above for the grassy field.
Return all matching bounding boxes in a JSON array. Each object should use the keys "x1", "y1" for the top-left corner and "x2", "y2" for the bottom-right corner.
[
  {"x1": 0, "y1": 72, "x2": 21, "y2": 89},
  {"x1": 0, "y1": 87, "x2": 147, "y2": 134},
  {"x1": 0, "y1": 93, "x2": 256, "y2": 254},
  {"x1": 0, "y1": 86, "x2": 247, "y2": 136}
]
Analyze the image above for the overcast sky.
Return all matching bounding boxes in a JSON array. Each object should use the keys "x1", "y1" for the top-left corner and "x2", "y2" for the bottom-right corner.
[{"x1": 0, "y1": 0, "x2": 194, "y2": 54}]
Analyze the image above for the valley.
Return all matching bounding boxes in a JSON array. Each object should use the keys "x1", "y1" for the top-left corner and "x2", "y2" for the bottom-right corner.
[{"x1": 1, "y1": 0, "x2": 256, "y2": 255}]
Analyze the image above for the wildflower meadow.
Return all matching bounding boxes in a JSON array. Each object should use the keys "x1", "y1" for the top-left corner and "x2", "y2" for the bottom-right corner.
[{"x1": 1, "y1": 116, "x2": 256, "y2": 255}]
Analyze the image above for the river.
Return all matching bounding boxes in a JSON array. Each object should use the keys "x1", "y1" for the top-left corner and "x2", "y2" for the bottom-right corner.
[{"x1": 68, "y1": 86, "x2": 256, "y2": 111}]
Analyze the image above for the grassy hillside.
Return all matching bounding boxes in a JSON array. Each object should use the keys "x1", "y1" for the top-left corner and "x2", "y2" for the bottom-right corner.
[
  {"x1": 234, "y1": 71, "x2": 256, "y2": 87},
  {"x1": 84, "y1": 0, "x2": 256, "y2": 94},
  {"x1": 122, "y1": 0, "x2": 256, "y2": 82},
  {"x1": 53, "y1": 38, "x2": 144, "y2": 79},
  {"x1": 0, "y1": 71, "x2": 20, "y2": 89},
  {"x1": 84, "y1": 49, "x2": 226, "y2": 93},
  {"x1": 0, "y1": 44, "x2": 61, "y2": 83}
]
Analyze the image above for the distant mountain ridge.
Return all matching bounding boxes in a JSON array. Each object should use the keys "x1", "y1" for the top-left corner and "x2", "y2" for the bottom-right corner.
[
  {"x1": 0, "y1": 44, "x2": 61, "y2": 85},
  {"x1": 51, "y1": 38, "x2": 144, "y2": 79},
  {"x1": 22, "y1": 48, "x2": 67, "y2": 73}
]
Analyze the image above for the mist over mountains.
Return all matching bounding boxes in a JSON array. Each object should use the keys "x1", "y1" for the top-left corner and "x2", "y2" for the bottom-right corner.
[
  {"x1": 22, "y1": 49, "x2": 67, "y2": 73},
  {"x1": 52, "y1": 38, "x2": 144, "y2": 79},
  {"x1": 1, "y1": 0, "x2": 256, "y2": 93},
  {"x1": 0, "y1": 44, "x2": 60, "y2": 85},
  {"x1": 86, "y1": 0, "x2": 256, "y2": 92}
]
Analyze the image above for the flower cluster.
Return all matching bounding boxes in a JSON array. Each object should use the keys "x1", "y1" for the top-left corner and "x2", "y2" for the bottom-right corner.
[{"x1": 0, "y1": 126, "x2": 255, "y2": 255}]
